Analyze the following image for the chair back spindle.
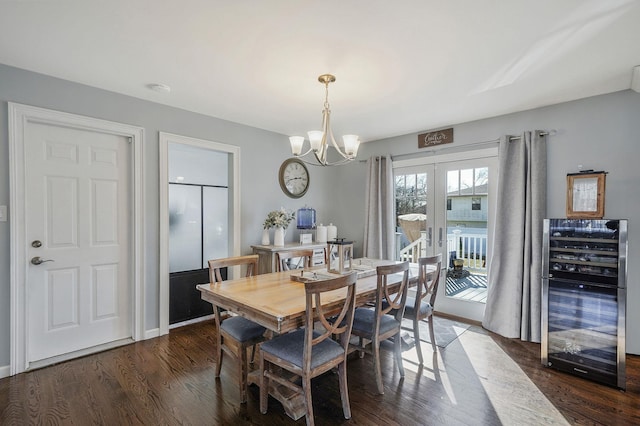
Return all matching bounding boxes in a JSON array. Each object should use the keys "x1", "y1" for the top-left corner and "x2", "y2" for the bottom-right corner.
[
  {"x1": 408, "y1": 254, "x2": 442, "y2": 364},
  {"x1": 208, "y1": 255, "x2": 258, "y2": 283},
  {"x1": 275, "y1": 249, "x2": 314, "y2": 272}
]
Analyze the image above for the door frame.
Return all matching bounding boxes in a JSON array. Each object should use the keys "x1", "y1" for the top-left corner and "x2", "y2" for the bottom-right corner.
[
  {"x1": 158, "y1": 132, "x2": 241, "y2": 336},
  {"x1": 8, "y1": 103, "x2": 146, "y2": 375},
  {"x1": 393, "y1": 146, "x2": 498, "y2": 321}
]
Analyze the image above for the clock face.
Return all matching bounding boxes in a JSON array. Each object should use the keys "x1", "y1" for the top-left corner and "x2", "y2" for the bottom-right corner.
[{"x1": 279, "y1": 158, "x2": 309, "y2": 198}]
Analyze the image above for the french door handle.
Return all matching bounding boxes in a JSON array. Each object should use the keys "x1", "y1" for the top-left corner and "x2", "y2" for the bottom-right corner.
[
  {"x1": 438, "y1": 228, "x2": 443, "y2": 247},
  {"x1": 427, "y1": 227, "x2": 432, "y2": 247}
]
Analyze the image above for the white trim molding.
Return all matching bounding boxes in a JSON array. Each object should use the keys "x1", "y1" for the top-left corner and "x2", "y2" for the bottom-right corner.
[
  {"x1": 8, "y1": 103, "x2": 145, "y2": 375},
  {"x1": 0, "y1": 365, "x2": 10, "y2": 379},
  {"x1": 393, "y1": 146, "x2": 499, "y2": 169},
  {"x1": 144, "y1": 328, "x2": 161, "y2": 340},
  {"x1": 158, "y1": 132, "x2": 241, "y2": 336}
]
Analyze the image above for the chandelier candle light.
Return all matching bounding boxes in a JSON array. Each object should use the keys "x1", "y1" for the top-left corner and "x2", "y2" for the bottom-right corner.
[{"x1": 289, "y1": 74, "x2": 361, "y2": 166}]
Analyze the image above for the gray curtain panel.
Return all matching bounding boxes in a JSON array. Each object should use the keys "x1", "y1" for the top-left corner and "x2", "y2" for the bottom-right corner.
[
  {"x1": 363, "y1": 155, "x2": 395, "y2": 260},
  {"x1": 483, "y1": 131, "x2": 547, "y2": 342}
]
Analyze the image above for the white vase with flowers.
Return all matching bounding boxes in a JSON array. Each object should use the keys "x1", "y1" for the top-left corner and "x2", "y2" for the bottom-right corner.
[{"x1": 263, "y1": 208, "x2": 295, "y2": 247}]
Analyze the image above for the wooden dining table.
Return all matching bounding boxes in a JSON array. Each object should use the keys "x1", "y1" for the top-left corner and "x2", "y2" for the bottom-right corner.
[
  {"x1": 196, "y1": 259, "x2": 417, "y2": 419},
  {"x1": 197, "y1": 260, "x2": 415, "y2": 334}
]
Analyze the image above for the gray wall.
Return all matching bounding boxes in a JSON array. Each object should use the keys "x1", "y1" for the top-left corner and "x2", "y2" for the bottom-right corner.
[
  {"x1": 2, "y1": 63, "x2": 638, "y2": 370},
  {"x1": 331, "y1": 90, "x2": 640, "y2": 354},
  {"x1": 0, "y1": 64, "x2": 335, "y2": 367}
]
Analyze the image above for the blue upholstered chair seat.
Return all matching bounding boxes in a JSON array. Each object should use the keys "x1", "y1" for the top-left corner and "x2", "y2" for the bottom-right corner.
[
  {"x1": 403, "y1": 297, "x2": 432, "y2": 319},
  {"x1": 261, "y1": 329, "x2": 345, "y2": 370},
  {"x1": 220, "y1": 316, "x2": 266, "y2": 342},
  {"x1": 352, "y1": 307, "x2": 401, "y2": 337},
  {"x1": 382, "y1": 296, "x2": 432, "y2": 320}
]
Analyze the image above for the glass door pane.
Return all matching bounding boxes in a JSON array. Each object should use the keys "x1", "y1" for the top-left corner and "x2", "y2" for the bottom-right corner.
[
  {"x1": 202, "y1": 186, "x2": 229, "y2": 267},
  {"x1": 435, "y1": 158, "x2": 496, "y2": 322},
  {"x1": 169, "y1": 184, "x2": 202, "y2": 273},
  {"x1": 394, "y1": 165, "x2": 434, "y2": 262}
]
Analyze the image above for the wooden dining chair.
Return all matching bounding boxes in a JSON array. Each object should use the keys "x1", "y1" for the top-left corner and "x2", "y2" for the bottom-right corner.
[
  {"x1": 260, "y1": 271, "x2": 358, "y2": 426},
  {"x1": 350, "y1": 261, "x2": 410, "y2": 394},
  {"x1": 275, "y1": 249, "x2": 314, "y2": 271},
  {"x1": 208, "y1": 254, "x2": 266, "y2": 403},
  {"x1": 406, "y1": 254, "x2": 442, "y2": 364}
]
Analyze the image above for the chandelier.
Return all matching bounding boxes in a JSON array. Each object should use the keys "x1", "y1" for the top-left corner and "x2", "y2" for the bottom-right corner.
[{"x1": 288, "y1": 74, "x2": 360, "y2": 166}]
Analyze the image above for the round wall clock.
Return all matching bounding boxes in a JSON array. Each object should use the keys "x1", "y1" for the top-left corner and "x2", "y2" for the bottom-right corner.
[{"x1": 278, "y1": 158, "x2": 310, "y2": 198}]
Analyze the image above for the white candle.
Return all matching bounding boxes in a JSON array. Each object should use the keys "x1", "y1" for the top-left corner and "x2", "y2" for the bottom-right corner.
[{"x1": 327, "y1": 223, "x2": 337, "y2": 241}]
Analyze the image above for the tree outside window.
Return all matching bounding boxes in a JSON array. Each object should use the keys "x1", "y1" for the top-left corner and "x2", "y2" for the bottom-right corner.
[{"x1": 395, "y1": 173, "x2": 427, "y2": 220}]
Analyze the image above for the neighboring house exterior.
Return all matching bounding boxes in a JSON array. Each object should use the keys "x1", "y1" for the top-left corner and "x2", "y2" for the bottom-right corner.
[{"x1": 446, "y1": 182, "x2": 488, "y2": 230}]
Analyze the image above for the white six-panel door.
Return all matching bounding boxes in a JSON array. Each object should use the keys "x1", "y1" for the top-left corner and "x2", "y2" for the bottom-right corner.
[{"x1": 24, "y1": 122, "x2": 132, "y2": 362}]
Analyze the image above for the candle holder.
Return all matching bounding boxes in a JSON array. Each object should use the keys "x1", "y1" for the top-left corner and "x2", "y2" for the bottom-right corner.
[{"x1": 327, "y1": 238, "x2": 353, "y2": 274}]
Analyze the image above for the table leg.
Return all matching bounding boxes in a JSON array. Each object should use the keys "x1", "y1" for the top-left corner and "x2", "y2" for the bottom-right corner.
[{"x1": 248, "y1": 369, "x2": 306, "y2": 420}]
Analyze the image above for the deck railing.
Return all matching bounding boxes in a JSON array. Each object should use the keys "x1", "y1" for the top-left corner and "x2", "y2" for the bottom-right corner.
[{"x1": 396, "y1": 230, "x2": 487, "y2": 273}]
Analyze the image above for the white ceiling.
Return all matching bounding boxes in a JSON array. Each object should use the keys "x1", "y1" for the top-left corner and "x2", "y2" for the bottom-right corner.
[{"x1": 1, "y1": 0, "x2": 639, "y2": 142}]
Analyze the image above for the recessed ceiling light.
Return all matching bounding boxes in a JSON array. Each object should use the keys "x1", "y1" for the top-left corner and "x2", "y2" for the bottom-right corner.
[{"x1": 148, "y1": 83, "x2": 171, "y2": 93}]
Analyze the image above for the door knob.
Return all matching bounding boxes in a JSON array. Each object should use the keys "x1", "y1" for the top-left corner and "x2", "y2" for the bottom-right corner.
[{"x1": 31, "y1": 256, "x2": 54, "y2": 265}]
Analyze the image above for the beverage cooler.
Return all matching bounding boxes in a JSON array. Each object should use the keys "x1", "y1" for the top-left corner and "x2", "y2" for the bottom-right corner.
[{"x1": 541, "y1": 219, "x2": 627, "y2": 389}]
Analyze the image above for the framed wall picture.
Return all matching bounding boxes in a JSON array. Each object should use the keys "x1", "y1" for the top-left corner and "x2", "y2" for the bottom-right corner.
[{"x1": 566, "y1": 172, "x2": 606, "y2": 219}]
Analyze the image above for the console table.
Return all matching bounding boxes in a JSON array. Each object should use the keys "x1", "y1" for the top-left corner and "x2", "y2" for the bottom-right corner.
[{"x1": 251, "y1": 242, "x2": 326, "y2": 274}]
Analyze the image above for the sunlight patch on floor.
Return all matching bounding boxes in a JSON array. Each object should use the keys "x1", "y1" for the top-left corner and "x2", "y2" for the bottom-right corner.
[
  {"x1": 402, "y1": 344, "x2": 458, "y2": 405},
  {"x1": 458, "y1": 331, "x2": 570, "y2": 425},
  {"x1": 451, "y1": 325, "x2": 471, "y2": 337}
]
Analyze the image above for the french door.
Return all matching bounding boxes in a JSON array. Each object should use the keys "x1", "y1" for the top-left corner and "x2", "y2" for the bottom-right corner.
[{"x1": 393, "y1": 149, "x2": 497, "y2": 322}]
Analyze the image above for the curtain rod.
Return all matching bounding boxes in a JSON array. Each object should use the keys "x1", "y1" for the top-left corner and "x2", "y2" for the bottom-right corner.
[
  {"x1": 361, "y1": 129, "x2": 557, "y2": 162},
  {"x1": 509, "y1": 129, "x2": 556, "y2": 141}
]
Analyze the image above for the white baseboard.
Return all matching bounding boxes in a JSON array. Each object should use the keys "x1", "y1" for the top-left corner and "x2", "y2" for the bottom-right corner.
[
  {"x1": 169, "y1": 314, "x2": 215, "y2": 330},
  {"x1": 144, "y1": 328, "x2": 161, "y2": 340},
  {"x1": 0, "y1": 364, "x2": 10, "y2": 378},
  {"x1": 146, "y1": 315, "x2": 215, "y2": 339}
]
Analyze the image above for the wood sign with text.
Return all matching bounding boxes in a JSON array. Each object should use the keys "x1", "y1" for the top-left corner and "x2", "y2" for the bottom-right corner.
[{"x1": 418, "y1": 128, "x2": 454, "y2": 148}]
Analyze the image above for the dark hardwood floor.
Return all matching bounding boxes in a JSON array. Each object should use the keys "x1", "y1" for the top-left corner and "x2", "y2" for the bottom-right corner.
[{"x1": 1, "y1": 318, "x2": 638, "y2": 425}]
